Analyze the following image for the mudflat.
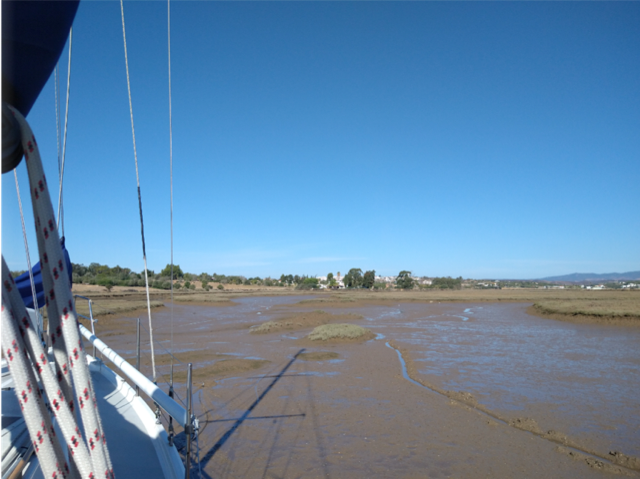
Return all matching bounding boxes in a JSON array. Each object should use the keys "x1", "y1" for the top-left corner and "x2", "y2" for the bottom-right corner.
[
  {"x1": 85, "y1": 293, "x2": 640, "y2": 478},
  {"x1": 73, "y1": 285, "x2": 640, "y2": 325}
]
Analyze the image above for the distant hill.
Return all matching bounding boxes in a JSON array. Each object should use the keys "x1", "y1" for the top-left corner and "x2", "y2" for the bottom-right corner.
[{"x1": 540, "y1": 271, "x2": 640, "y2": 283}]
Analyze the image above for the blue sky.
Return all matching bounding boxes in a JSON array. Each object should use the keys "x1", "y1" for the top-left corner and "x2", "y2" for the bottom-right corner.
[{"x1": 2, "y1": 1, "x2": 639, "y2": 280}]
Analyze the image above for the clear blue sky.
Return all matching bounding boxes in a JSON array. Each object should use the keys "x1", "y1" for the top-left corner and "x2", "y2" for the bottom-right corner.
[{"x1": 2, "y1": 1, "x2": 639, "y2": 280}]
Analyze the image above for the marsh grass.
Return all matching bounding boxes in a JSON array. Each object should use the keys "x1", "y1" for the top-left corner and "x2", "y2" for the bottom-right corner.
[
  {"x1": 250, "y1": 310, "x2": 362, "y2": 334},
  {"x1": 307, "y1": 323, "x2": 372, "y2": 341},
  {"x1": 532, "y1": 298, "x2": 640, "y2": 319}
]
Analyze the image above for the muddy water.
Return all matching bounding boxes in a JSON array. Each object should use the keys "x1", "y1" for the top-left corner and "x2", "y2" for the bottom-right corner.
[
  {"x1": 112, "y1": 297, "x2": 640, "y2": 477},
  {"x1": 322, "y1": 301, "x2": 640, "y2": 458}
]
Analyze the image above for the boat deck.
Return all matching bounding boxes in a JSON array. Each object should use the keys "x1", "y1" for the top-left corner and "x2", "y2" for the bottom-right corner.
[{"x1": 1, "y1": 356, "x2": 184, "y2": 479}]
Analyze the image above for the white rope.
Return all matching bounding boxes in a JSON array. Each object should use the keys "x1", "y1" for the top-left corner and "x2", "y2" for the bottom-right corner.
[
  {"x1": 168, "y1": 0, "x2": 174, "y2": 358},
  {"x1": 13, "y1": 170, "x2": 42, "y2": 339},
  {"x1": 120, "y1": 0, "x2": 157, "y2": 382},
  {"x1": 57, "y1": 27, "x2": 73, "y2": 236},
  {"x1": 2, "y1": 259, "x2": 96, "y2": 479},
  {"x1": 1, "y1": 280, "x2": 69, "y2": 479},
  {"x1": 5, "y1": 105, "x2": 114, "y2": 478}
]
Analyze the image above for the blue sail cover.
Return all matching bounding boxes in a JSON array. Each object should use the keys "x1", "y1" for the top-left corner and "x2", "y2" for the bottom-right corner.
[
  {"x1": 2, "y1": 1, "x2": 80, "y2": 116},
  {"x1": 15, "y1": 238, "x2": 72, "y2": 309},
  {"x1": 3, "y1": 2, "x2": 78, "y2": 307}
]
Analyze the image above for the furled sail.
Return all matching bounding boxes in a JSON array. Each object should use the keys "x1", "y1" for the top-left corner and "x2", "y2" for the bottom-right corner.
[{"x1": 14, "y1": 237, "x2": 72, "y2": 308}]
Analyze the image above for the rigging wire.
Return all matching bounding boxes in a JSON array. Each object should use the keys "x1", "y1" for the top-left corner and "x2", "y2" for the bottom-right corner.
[
  {"x1": 14, "y1": 170, "x2": 42, "y2": 339},
  {"x1": 54, "y1": 63, "x2": 61, "y2": 187},
  {"x1": 56, "y1": 27, "x2": 73, "y2": 236},
  {"x1": 168, "y1": 0, "x2": 175, "y2": 362},
  {"x1": 120, "y1": 0, "x2": 157, "y2": 382}
]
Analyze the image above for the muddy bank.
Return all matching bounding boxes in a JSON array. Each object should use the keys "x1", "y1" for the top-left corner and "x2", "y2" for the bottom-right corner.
[
  {"x1": 527, "y1": 305, "x2": 640, "y2": 326},
  {"x1": 172, "y1": 358, "x2": 271, "y2": 383},
  {"x1": 386, "y1": 340, "x2": 640, "y2": 474},
  {"x1": 297, "y1": 351, "x2": 340, "y2": 361}
]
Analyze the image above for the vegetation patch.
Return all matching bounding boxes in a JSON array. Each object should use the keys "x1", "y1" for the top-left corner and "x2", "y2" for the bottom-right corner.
[
  {"x1": 298, "y1": 351, "x2": 340, "y2": 361},
  {"x1": 531, "y1": 299, "x2": 640, "y2": 319},
  {"x1": 307, "y1": 324, "x2": 373, "y2": 341},
  {"x1": 529, "y1": 296, "x2": 640, "y2": 325},
  {"x1": 250, "y1": 310, "x2": 362, "y2": 334}
]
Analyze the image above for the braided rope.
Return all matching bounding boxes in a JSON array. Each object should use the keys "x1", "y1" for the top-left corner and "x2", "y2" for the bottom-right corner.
[
  {"x1": 2, "y1": 259, "x2": 95, "y2": 478},
  {"x1": 1, "y1": 276, "x2": 68, "y2": 479},
  {"x1": 7, "y1": 105, "x2": 114, "y2": 478}
]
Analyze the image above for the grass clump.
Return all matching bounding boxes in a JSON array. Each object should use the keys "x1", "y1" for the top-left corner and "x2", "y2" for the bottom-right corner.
[
  {"x1": 250, "y1": 320, "x2": 283, "y2": 334},
  {"x1": 307, "y1": 323, "x2": 371, "y2": 341},
  {"x1": 250, "y1": 310, "x2": 362, "y2": 334}
]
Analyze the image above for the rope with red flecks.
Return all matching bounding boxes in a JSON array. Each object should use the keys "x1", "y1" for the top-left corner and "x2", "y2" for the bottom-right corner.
[{"x1": 2, "y1": 105, "x2": 114, "y2": 478}]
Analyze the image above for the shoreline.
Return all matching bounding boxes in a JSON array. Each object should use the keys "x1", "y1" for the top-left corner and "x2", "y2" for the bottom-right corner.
[
  {"x1": 71, "y1": 286, "x2": 640, "y2": 326},
  {"x1": 386, "y1": 340, "x2": 640, "y2": 474},
  {"x1": 525, "y1": 305, "x2": 640, "y2": 326}
]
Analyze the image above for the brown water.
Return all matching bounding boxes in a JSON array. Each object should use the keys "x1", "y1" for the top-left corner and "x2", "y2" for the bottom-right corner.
[
  {"x1": 112, "y1": 297, "x2": 640, "y2": 478},
  {"x1": 326, "y1": 301, "x2": 640, "y2": 457}
]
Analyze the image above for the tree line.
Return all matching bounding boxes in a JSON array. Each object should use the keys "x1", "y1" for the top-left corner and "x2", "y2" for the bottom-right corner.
[
  {"x1": 21, "y1": 262, "x2": 465, "y2": 292},
  {"x1": 66, "y1": 262, "x2": 286, "y2": 291}
]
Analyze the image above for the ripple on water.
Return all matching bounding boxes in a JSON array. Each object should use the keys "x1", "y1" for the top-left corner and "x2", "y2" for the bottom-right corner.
[{"x1": 390, "y1": 302, "x2": 640, "y2": 456}]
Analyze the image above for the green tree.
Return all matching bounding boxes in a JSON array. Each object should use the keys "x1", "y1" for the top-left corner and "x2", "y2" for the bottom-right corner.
[
  {"x1": 344, "y1": 268, "x2": 363, "y2": 288},
  {"x1": 97, "y1": 277, "x2": 115, "y2": 292},
  {"x1": 362, "y1": 270, "x2": 376, "y2": 289},
  {"x1": 160, "y1": 264, "x2": 184, "y2": 278},
  {"x1": 296, "y1": 277, "x2": 319, "y2": 290},
  {"x1": 396, "y1": 271, "x2": 414, "y2": 290},
  {"x1": 432, "y1": 276, "x2": 462, "y2": 290}
]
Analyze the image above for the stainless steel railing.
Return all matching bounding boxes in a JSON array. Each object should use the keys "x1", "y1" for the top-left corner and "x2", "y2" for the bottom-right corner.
[
  {"x1": 74, "y1": 294, "x2": 97, "y2": 356},
  {"x1": 74, "y1": 295, "x2": 195, "y2": 478}
]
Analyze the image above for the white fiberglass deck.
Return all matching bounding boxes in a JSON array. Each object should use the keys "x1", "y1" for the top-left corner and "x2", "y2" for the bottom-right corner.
[
  {"x1": 87, "y1": 356, "x2": 184, "y2": 478},
  {"x1": 1, "y1": 356, "x2": 184, "y2": 479}
]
